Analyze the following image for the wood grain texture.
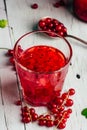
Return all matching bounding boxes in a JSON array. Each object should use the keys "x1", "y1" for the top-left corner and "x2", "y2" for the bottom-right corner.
[{"x1": 0, "y1": 0, "x2": 87, "y2": 130}]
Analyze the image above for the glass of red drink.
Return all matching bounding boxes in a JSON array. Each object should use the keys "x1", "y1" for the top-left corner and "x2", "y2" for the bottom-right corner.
[{"x1": 14, "y1": 30, "x2": 72, "y2": 106}]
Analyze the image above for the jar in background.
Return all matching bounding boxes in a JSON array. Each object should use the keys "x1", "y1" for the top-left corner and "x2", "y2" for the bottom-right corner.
[
  {"x1": 63, "y1": 0, "x2": 87, "y2": 22},
  {"x1": 73, "y1": 0, "x2": 87, "y2": 22}
]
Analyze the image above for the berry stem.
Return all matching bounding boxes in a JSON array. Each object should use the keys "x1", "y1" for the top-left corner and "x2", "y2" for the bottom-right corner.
[
  {"x1": 56, "y1": 111, "x2": 66, "y2": 128},
  {"x1": 66, "y1": 34, "x2": 87, "y2": 45}
]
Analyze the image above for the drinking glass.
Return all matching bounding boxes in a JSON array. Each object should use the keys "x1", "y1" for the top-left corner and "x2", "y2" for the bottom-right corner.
[{"x1": 14, "y1": 30, "x2": 72, "y2": 106}]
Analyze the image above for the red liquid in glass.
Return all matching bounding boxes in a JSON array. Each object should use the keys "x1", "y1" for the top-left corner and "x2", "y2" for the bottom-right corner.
[{"x1": 16, "y1": 45, "x2": 68, "y2": 106}]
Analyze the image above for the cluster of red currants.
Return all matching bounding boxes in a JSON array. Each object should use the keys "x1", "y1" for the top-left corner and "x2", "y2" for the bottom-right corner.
[
  {"x1": 16, "y1": 88, "x2": 75, "y2": 129},
  {"x1": 38, "y1": 17, "x2": 67, "y2": 37}
]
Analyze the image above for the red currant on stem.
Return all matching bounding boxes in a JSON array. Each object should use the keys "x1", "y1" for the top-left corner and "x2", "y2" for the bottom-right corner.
[
  {"x1": 65, "y1": 99, "x2": 74, "y2": 107},
  {"x1": 22, "y1": 116, "x2": 31, "y2": 123},
  {"x1": 61, "y1": 92, "x2": 68, "y2": 100},
  {"x1": 38, "y1": 114, "x2": 44, "y2": 120},
  {"x1": 64, "y1": 111, "x2": 70, "y2": 118},
  {"x1": 62, "y1": 118, "x2": 67, "y2": 123},
  {"x1": 67, "y1": 108, "x2": 72, "y2": 114},
  {"x1": 32, "y1": 113, "x2": 38, "y2": 121},
  {"x1": 68, "y1": 88, "x2": 75, "y2": 96},
  {"x1": 52, "y1": 103, "x2": 57, "y2": 108},
  {"x1": 55, "y1": 97, "x2": 63, "y2": 105},
  {"x1": 21, "y1": 106, "x2": 29, "y2": 112},
  {"x1": 29, "y1": 108, "x2": 35, "y2": 114},
  {"x1": 46, "y1": 120, "x2": 54, "y2": 127},
  {"x1": 51, "y1": 107, "x2": 58, "y2": 114},
  {"x1": 44, "y1": 114, "x2": 51, "y2": 120},
  {"x1": 22, "y1": 111, "x2": 29, "y2": 117},
  {"x1": 55, "y1": 112, "x2": 63, "y2": 119},
  {"x1": 58, "y1": 105, "x2": 65, "y2": 111},
  {"x1": 38, "y1": 119, "x2": 46, "y2": 126},
  {"x1": 57, "y1": 122, "x2": 66, "y2": 129}
]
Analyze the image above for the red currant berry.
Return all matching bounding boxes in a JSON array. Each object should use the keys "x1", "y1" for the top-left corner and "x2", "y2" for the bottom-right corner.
[
  {"x1": 64, "y1": 112, "x2": 70, "y2": 118},
  {"x1": 57, "y1": 122, "x2": 66, "y2": 129},
  {"x1": 32, "y1": 113, "x2": 38, "y2": 121},
  {"x1": 58, "y1": 31, "x2": 64, "y2": 36},
  {"x1": 55, "y1": 112, "x2": 63, "y2": 119},
  {"x1": 22, "y1": 111, "x2": 29, "y2": 117},
  {"x1": 65, "y1": 99, "x2": 74, "y2": 107},
  {"x1": 38, "y1": 115, "x2": 44, "y2": 119},
  {"x1": 69, "y1": 88, "x2": 75, "y2": 96},
  {"x1": 29, "y1": 108, "x2": 35, "y2": 114},
  {"x1": 62, "y1": 27, "x2": 67, "y2": 36},
  {"x1": 62, "y1": 118, "x2": 67, "y2": 123},
  {"x1": 45, "y1": 17, "x2": 51, "y2": 24},
  {"x1": 22, "y1": 116, "x2": 31, "y2": 123},
  {"x1": 55, "y1": 97, "x2": 63, "y2": 105},
  {"x1": 49, "y1": 103, "x2": 57, "y2": 109},
  {"x1": 46, "y1": 120, "x2": 54, "y2": 127},
  {"x1": 31, "y1": 3, "x2": 38, "y2": 9},
  {"x1": 51, "y1": 108, "x2": 58, "y2": 114},
  {"x1": 44, "y1": 115, "x2": 51, "y2": 120},
  {"x1": 52, "y1": 19, "x2": 59, "y2": 26},
  {"x1": 54, "y1": 119, "x2": 58, "y2": 125},
  {"x1": 15, "y1": 99, "x2": 22, "y2": 106},
  {"x1": 48, "y1": 23, "x2": 54, "y2": 29},
  {"x1": 7, "y1": 49, "x2": 13, "y2": 56},
  {"x1": 67, "y1": 108, "x2": 72, "y2": 114},
  {"x1": 53, "y1": 2, "x2": 60, "y2": 8},
  {"x1": 38, "y1": 119, "x2": 46, "y2": 126},
  {"x1": 42, "y1": 26, "x2": 47, "y2": 30},
  {"x1": 59, "y1": 106, "x2": 65, "y2": 111},
  {"x1": 21, "y1": 106, "x2": 29, "y2": 112},
  {"x1": 56, "y1": 24, "x2": 62, "y2": 31},
  {"x1": 62, "y1": 92, "x2": 68, "y2": 100},
  {"x1": 39, "y1": 20, "x2": 46, "y2": 29}
]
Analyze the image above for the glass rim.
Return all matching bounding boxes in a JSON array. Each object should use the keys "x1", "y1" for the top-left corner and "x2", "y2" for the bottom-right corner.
[{"x1": 13, "y1": 30, "x2": 73, "y2": 74}]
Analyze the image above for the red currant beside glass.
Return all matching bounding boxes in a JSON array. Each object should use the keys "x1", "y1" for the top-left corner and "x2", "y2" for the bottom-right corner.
[{"x1": 16, "y1": 88, "x2": 75, "y2": 129}]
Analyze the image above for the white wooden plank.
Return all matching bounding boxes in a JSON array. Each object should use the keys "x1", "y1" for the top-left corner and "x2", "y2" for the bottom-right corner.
[
  {"x1": 0, "y1": 68, "x2": 25, "y2": 130},
  {"x1": 0, "y1": 77, "x2": 7, "y2": 130},
  {"x1": 0, "y1": 0, "x2": 5, "y2": 9},
  {"x1": 0, "y1": 8, "x2": 13, "y2": 68},
  {"x1": 0, "y1": 9, "x2": 12, "y2": 47}
]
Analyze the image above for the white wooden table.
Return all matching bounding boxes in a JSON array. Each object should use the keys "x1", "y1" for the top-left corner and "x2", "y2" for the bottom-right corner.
[{"x1": 0, "y1": 0, "x2": 87, "y2": 130}]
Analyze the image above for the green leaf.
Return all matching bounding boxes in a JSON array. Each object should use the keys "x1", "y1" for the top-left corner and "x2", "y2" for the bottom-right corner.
[
  {"x1": 81, "y1": 108, "x2": 87, "y2": 117},
  {"x1": 0, "y1": 19, "x2": 8, "y2": 28}
]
